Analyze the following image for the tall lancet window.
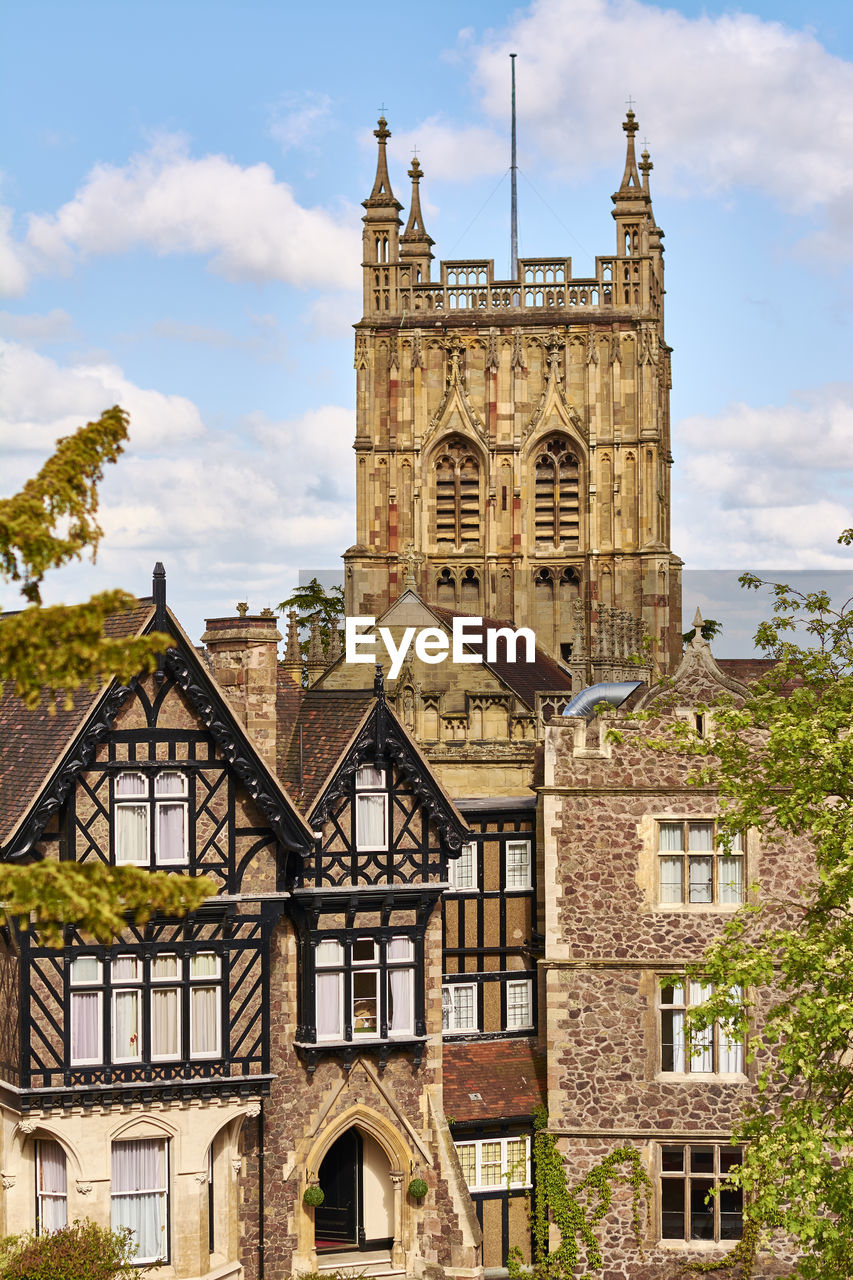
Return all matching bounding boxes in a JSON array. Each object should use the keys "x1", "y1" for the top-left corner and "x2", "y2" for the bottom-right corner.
[
  {"x1": 533, "y1": 436, "x2": 580, "y2": 548},
  {"x1": 434, "y1": 438, "x2": 481, "y2": 548}
]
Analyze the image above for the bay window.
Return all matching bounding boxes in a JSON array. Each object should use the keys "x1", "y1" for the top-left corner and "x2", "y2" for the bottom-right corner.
[{"x1": 314, "y1": 935, "x2": 415, "y2": 1042}]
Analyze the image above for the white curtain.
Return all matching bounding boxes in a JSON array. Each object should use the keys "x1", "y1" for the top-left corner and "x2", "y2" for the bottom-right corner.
[
  {"x1": 357, "y1": 794, "x2": 386, "y2": 848},
  {"x1": 157, "y1": 804, "x2": 185, "y2": 862},
  {"x1": 155, "y1": 772, "x2": 185, "y2": 796},
  {"x1": 116, "y1": 773, "x2": 146, "y2": 796},
  {"x1": 688, "y1": 857, "x2": 713, "y2": 903},
  {"x1": 356, "y1": 765, "x2": 383, "y2": 788},
  {"x1": 688, "y1": 822, "x2": 714, "y2": 850},
  {"x1": 71, "y1": 992, "x2": 100, "y2": 1061},
  {"x1": 659, "y1": 857, "x2": 684, "y2": 902},
  {"x1": 70, "y1": 956, "x2": 100, "y2": 983},
  {"x1": 191, "y1": 985, "x2": 219, "y2": 1055},
  {"x1": 387, "y1": 937, "x2": 412, "y2": 962},
  {"x1": 316, "y1": 972, "x2": 342, "y2": 1038},
  {"x1": 191, "y1": 953, "x2": 218, "y2": 979},
  {"x1": 113, "y1": 990, "x2": 141, "y2": 1060},
  {"x1": 689, "y1": 981, "x2": 714, "y2": 1071},
  {"x1": 152, "y1": 987, "x2": 179, "y2": 1057},
  {"x1": 112, "y1": 1140, "x2": 165, "y2": 1262},
  {"x1": 659, "y1": 824, "x2": 684, "y2": 851},
  {"x1": 388, "y1": 968, "x2": 413, "y2": 1034},
  {"x1": 116, "y1": 805, "x2": 148, "y2": 864},
  {"x1": 718, "y1": 856, "x2": 743, "y2": 904},
  {"x1": 38, "y1": 1140, "x2": 67, "y2": 1232},
  {"x1": 151, "y1": 955, "x2": 179, "y2": 980},
  {"x1": 719, "y1": 985, "x2": 744, "y2": 1072}
]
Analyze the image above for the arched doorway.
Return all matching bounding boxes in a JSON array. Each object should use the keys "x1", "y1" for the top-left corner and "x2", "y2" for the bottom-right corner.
[{"x1": 315, "y1": 1126, "x2": 394, "y2": 1253}]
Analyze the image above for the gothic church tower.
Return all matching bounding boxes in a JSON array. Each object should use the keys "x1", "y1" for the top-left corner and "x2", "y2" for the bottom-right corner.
[{"x1": 344, "y1": 113, "x2": 682, "y2": 671}]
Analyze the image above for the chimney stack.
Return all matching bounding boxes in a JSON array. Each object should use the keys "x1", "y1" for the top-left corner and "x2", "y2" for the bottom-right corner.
[{"x1": 201, "y1": 607, "x2": 281, "y2": 770}]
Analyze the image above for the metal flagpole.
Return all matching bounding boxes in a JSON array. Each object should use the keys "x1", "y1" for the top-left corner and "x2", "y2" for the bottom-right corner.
[{"x1": 510, "y1": 52, "x2": 518, "y2": 282}]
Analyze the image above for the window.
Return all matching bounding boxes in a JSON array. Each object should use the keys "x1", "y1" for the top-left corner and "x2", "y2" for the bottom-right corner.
[
  {"x1": 111, "y1": 1138, "x2": 168, "y2": 1262},
  {"x1": 506, "y1": 979, "x2": 533, "y2": 1030},
  {"x1": 114, "y1": 771, "x2": 188, "y2": 866},
  {"x1": 449, "y1": 842, "x2": 477, "y2": 890},
  {"x1": 658, "y1": 821, "x2": 743, "y2": 906},
  {"x1": 355, "y1": 765, "x2": 387, "y2": 851},
  {"x1": 455, "y1": 1136, "x2": 530, "y2": 1191},
  {"x1": 69, "y1": 951, "x2": 221, "y2": 1067},
  {"x1": 505, "y1": 840, "x2": 532, "y2": 890},
  {"x1": 70, "y1": 956, "x2": 102, "y2": 1064},
  {"x1": 442, "y1": 982, "x2": 477, "y2": 1033},
  {"x1": 660, "y1": 981, "x2": 743, "y2": 1074},
  {"x1": 660, "y1": 1144, "x2": 742, "y2": 1242},
  {"x1": 533, "y1": 436, "x2": 580, "y2": 548},
  {"x1": 314, "y1": 935, "x2": 415, "y2": 1043},
  {"x1": 36, "y1": 1140, "x2": 67, "y2": 1234},
  {"x1": 434, "y1": 438, "x2": 480, "y2": 548}
]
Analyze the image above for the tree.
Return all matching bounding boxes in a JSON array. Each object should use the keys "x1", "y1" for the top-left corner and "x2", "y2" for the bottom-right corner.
[
  {"x1": 672, "y1": 546, "x2": 853, "y2": 1278},
  {"x1": 0, "y1": 1218, "x2": 139, "y2": 1280},
  {"x1": 278, "y1": 577, "x2": 344, "y2": 658},
  {"x1": 0, "y1": 408, "x2": 214, "y2": 942}
]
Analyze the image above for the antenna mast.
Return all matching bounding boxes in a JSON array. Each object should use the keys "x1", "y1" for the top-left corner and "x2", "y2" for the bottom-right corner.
[{"x1": 510, "y1": 52, "x2": 518, "y2": 281}]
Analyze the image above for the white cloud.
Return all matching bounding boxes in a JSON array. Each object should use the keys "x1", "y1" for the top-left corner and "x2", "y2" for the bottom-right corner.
[
  {"x1": 0, "y1": 339, "x2": 205, "y2": 452},
  {"x1": 0, "y1": 207, "x2": 31, "y2": 296},
  {"x1": 465, "y1": 0, "x2": 853, "y2": 248},
  {"x1": 269, "y1": 92, "x2": 333, "y2": 152},
  {"x1": 673, "y1": 385, "x2": 853, "y2": 568},
  {"x1": 390, "y1": 119, "x2": 506, "y2": 183},
  {"x1": 23, "y1": 135, "x2": 361, "y2": 289},
  {"x1": 0, "y1": 308, "x2": 75, "y2": 343}
]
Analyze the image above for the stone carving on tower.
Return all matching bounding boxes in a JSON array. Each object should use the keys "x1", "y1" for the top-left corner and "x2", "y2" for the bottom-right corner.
[{"x1": 344, "y1": 112, "x2": 682, "y2": 672}]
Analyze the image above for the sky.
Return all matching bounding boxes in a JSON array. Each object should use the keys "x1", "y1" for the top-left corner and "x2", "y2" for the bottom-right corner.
[{"x1": 1, "y1": 0, "x2": 852, "y2": 654}]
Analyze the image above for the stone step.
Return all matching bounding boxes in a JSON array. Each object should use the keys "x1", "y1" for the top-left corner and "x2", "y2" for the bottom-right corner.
[{"x1": 316, "y1": 1249, "x2": 404, "y2": 1277}]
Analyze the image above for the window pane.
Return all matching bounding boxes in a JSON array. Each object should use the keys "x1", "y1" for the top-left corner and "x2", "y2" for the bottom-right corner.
[
  {"x1": 452, "y1": 985, "x2": 475, "y2": 1030},
  {"x1": 113, "y1": 956, "x2": 141, "y2": 982},
  {"x1": 154, "y1": 771, "x2": 186, "y2": 796},
  {"x1": 688, "y1": 856, "x2": 713, "y2": 903},
  {"x1": 352, "y1": 971, "x2": 378, "y2": 1035},
  {"x1": 317, "y1": 971, "x2": 342, "y2": 1039},
  {"x1": 387, "y1": 936, "x2": 413, "y2": 962},
  {"x1": 480, "y1": 1142, "x2": 502, "y2": 1186},
  {"x1": 659, "y1": 857, "x2": 683, "y2": 903},
  {"x1": 151, "y1": 955, "x2": 180, "y2": 980},
  {"x1": 506, "y1": 841, "x2": 530, "y2": 888},
  {"x1": 506, "y1": 1139, "x2": 528, "y2": 1185},
  {"x1": 661, "y1": 1147, "x2": 684, "y2": 1172},
  {"x1": 452, "y1": 843, "x2": 475, "y2": 889},
  {"x1": 718, "y1": 856, "x2": 743, "y2": 904},
  {"x1": 661, "y1": 1009, "x2": 685, "y2": 1072},
  {"x1": 456, "y1": 1144, "x2": 476, "y2": 1186},
  {"x1": 660, "y1": 1179, "x2": 685, "y2": 1238},
  {"x1": 37, "y1": 1140, "x2": 67, "y2": 1234},
  {"x1": 191, "y1": 985, "x2": 219, "y2": 1055},
  {"x1": 151, "y1": 988, "x2": 180, "y2": 1058},
  {"x1": 356, "y1": 794, "x2": 386, "y2": 848},
  {"x1": 658, "y1": 823, "x2": 684, "y2": 851},
  {"x1": 71, "y1": 992, "x2": 100, "y2": 1061},
  {"x1": 688, "y1": 822, "x2": 714, "y2": 850},
  {"x1": 388, "y1": 967, "x2": 413, "y2": 1035},
  {"x1": 506, "y1": 981, "x2": 531, "y2": 1029},
  {"x1": 116, "y1": 773, "x2": 146, "y2": 797},
  {"x1": 111, "y1": 1140, "x2": 166, "y2": 1262},
  {"x1": 690, "y1": 1177, "x2": 714, "y2": 1239},
  {"x1": 156, "y1": 803, "x2": 186, "y2": 863},
  {"x1": 690, "y1": 1147, "x2": 715, "y2": 1174},
  {"x1": 352, "y1": 938, "x2": 377, "y2": 964},
  {"x1": 190, "y1": 953, "x2": 218, "y2": 979},
  {"x1": 113, "y1": 991, "x2": 141, "y2": 1060},
  {"x1": 355, "y1": 765, "x2": 384, "y2": 789},
  {"x1": 70, "y1": 956, "x2": 100, "y2": 984},
  {"x1": 442, "y1": 986, "x2": 452, "y2": 1031},
  {"x1": 315, "y1": 940, "x2": 343, "y2": 968},
  {"x1": 116, "y1": 805, "x2": 148, "y2": 864}
]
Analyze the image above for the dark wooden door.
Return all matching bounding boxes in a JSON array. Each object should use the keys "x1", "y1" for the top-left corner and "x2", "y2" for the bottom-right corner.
[{"x1": 316, "y1": 1130, "x2": 361, "y2": 1248}]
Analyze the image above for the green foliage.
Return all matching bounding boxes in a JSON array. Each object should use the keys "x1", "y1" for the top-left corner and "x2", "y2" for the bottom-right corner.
[
  {"x1": 408, "y1": 1177, "x2": 428, "y2": 1199},
  {"x1": 653, "y1": 567, "x2": 853, "y2": 1278},
  {"x1": 0, "y1": 408, "x2": 214, "y2": 935},
  {"x1": 278, "y1": 578, "x2": 344, "y2": 656},
  {"x1": 0, "y1": 1219, "x2": 139, "y2": 1280},
  {"x1": 302, "y1": 1184, "x2": 325, "y2": 1207},
  {"x1": 507, "y1": 1108, "x2": 650, "y2": 1279}
]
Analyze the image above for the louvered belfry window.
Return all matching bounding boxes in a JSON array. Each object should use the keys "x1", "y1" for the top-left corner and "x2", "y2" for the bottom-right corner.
[
  {"x1": 534, "y1": 436, "x2": 580, "y2": 548},
  {"x1": 435, "y1": 438, "x2": 480, "y2": 548}
]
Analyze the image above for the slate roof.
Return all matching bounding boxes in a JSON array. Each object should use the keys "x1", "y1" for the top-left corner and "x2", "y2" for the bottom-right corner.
[
  {"x1": 0, "y1": 600, "x2": 154, "y2": 849},
  {"x1": 278, "y1": 687, "x2": 373, "y2": 812},
  {"x1": 428, "y1": 604, "x2": 574, "y2": 709},
  {"x1": 442, "y1": 1036, "x2": 546, "y2": 1123}
]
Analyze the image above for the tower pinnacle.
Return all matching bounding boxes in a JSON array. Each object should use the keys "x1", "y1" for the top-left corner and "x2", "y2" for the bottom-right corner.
[
  {"x1": 618, "y1": 109, "x2": 641, "y2": 191},
  {"x1": 365, "y1": 116, "x2": 402, "y2": 210},
  {"x1": 400, "y1": 156, "x2": 434, "y2": 261}
]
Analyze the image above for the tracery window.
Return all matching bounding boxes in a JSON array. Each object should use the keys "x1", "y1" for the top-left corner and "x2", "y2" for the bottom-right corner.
[
  {"x1": 434, "y1": 438, "x2": 480, "y2": 548},
  {"x1": 533, "y1": 436, "x2": 580, "y2": 548}
]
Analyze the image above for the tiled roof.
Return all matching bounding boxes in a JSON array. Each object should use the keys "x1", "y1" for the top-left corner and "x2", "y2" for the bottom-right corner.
[
  {"x1": 428, "y1": 604, "x2": 573, "y2": 709},
  {"x1": 0, "y1": 600, "x2": 154, "y2": 849},
  {"x1": 717, "y1": 658, "x2": 775, "y2": 683},
  {"x1": 442, "y1": 1036, "x2": 546, "y2": 1123},
  {"x1": 278, "y1": 687, "x2": 373, "y2": 812}
]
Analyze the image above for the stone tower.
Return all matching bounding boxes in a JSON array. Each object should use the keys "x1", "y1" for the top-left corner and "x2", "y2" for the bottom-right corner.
[{"x1": 344, "y1": 112, "x2": 682, "y2": 672}]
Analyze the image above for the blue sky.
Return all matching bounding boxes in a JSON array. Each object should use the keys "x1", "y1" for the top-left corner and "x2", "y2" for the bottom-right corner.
[{"x1": 2, "y1": 0, "x2": 852, "y2": 651}]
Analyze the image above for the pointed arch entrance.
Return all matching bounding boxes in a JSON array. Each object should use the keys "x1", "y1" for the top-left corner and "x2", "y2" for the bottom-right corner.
[{"x1": 315, "y1": 1126, "x2": 393, "y2": 1252}]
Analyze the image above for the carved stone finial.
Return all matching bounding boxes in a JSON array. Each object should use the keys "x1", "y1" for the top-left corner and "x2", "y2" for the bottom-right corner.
[
  {"x1": 306, "y1": 616, "x2": 325, "y2": 667},
  {"x1": 400, "y1": 541, "x2": 424, "y2": 592},
  {"x1": 327, "y1": 624, "x2": 342, "y2": 664},
  {"x1": 693, "y1": 606, "x2": 703, "y2": 629},
  {"x1": 283, "y1": 610, "x2": 302, "y2": 674},
  {"x1": 260, "y1": 607, "x2": 275, "y2": 619},
  {"x1": 236, "y1": 602, "x2": 248, "y2": 618}
]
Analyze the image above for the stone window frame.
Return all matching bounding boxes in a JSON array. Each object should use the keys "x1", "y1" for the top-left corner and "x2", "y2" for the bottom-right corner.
[
  {"x1": 656, "y1": 819, "x2": 744, "y2": 908},
  {"x1": 658, "y1": 1142, "x2": 743, "y2": 1244},
  {"x1": 658, "y1": 978, "x2": 745, "y2": 1077}
]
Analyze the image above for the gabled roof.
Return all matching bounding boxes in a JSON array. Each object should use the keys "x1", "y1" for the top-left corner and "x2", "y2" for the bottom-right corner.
[
  {"x1": 279, "y1": 686, "x2": 374, "y2": 812},
  {"x1": 0, "y1": 588, "x2": 314, "y2": 859},
  {"x1": 0, "y1": 600, "x2": 155, "y2": 851}
]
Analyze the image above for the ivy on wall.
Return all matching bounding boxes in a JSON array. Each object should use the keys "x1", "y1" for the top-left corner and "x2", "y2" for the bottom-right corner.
[{"x1": 507, "y1": 1107, "x2": 652, "y2": 1278}]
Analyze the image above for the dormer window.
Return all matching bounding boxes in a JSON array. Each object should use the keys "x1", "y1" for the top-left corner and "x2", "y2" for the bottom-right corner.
[{"x1": 355, "y1": 766, "x2": 387, "y2": 851}]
